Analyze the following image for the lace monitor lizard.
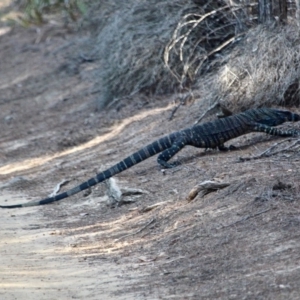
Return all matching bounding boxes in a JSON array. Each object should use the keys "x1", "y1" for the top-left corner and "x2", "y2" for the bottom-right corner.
[{"x1": 1, "y1": 107, "x2": 299, "y2": 208}]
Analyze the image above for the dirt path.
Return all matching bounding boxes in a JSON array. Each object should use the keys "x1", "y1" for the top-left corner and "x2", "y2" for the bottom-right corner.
[{"x1": 0, "y1": 192, "x2": 142, "y2": 300}]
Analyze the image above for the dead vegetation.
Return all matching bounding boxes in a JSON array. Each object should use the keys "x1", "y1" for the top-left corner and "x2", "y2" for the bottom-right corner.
[
  {"x1": 81, "y1": 0, "x2": 251, "y2": 108},
  {"x1": 83, "y1": 4, "x2": 299, "y2": 118},
  {"x1": 3, "y1": 1, "x2": 300, "y2": 112},
  {"x1": 208, "y1": 24, "x2": 300, "y2": 112},
  {"x1": 83, "y1": 0, "x2": 300, "y2": 112},
  {"x1": 164, "y1": 2, "x2": 248, "y2": 87}
]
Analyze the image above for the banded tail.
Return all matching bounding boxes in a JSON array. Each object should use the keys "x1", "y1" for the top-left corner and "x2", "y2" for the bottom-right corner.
[
  {"x1": 1, "y1": 107, "x2": 299, "y2": 208},
  {"x1": 0, "y1": 134, "x2": 180, "y2": 208}
]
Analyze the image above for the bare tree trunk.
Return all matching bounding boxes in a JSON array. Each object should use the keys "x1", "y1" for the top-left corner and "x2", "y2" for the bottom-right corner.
[{"x1": 258, "y1": 0, "x2": 287, "y2": 23}]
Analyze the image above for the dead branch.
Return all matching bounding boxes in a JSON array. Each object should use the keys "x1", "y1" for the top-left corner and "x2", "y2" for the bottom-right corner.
[
  {"x1": 186, "y1": 180, "x2": 230, "y2": 202},
  {"x1": 49, "y1": 180, "x2": 70, "y2": 197},
  {"x1": 164, "y1": 4, "x2": 246, "y2": 86},
  {"x1": 141, "y1": 200, "x2": 172, "y2": 213},
  {"x1": 105, "y1": 178, "x2": 149, "y2": 206},
  {"x1": 239, "y1": 138, "x2": 300, "y2": 162},
  {"x1": 194, "y1": 102, "x2": 220, "y2": 124},
  {"x1": 193, "y1": 33, "x2": 244, "y2": 77},
  {"x1": 169, "y1": 92, "x2": 194, "y2": 121}
]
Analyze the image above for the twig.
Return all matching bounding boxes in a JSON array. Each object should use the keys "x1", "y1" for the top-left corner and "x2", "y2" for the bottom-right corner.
[
  {"x1": 194, "y1": 102, "x2": 220, "y2": 124},
  {"x1": 222, "y1": 208, "x2": 271, "y2": 228},
  {"x1": 48, "y1": 180, "x2": 70, "y2": 197},
  {"x1": 169, "y1": 92, "x2": 194, "y2": 121},
  {"x1": 115, "y1": 218, "x2": 155, "y2": 241},
  {"x1": 156, "y1": 256, "x2": 186, "y2": 266},
  {"x1": 184, "y1": 22, "x2": 237, "y2": 75},
  {"x1": 169, "y1": 102, "x2": 183, "y2": 121},
  {"x1": 194, "y1": 33, "x2": 245, "y2": 76},
  {"x1": 164, "y1": 5, "x2": 244, "y2": 84},
  {"x1": 186, "y1": 180, "x2": 230, "y2": 202},
  {"x1": 239, "y1": 138, "x2": 300, "y2": 162},
  {"x1": 141, "y1": 200, "x2": 172, "y2": 213},
  {"x1": 165, "y1": 5, "x2": 241, "y2": 63}
]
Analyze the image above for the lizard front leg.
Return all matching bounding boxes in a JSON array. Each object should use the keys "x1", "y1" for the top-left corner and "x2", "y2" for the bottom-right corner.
[{"x1": 157, "y1": 138, "x2": 186, "y2": 168}]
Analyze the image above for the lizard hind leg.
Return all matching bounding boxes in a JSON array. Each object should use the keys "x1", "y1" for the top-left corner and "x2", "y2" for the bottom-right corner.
[
  {"x1": 218, "y1": 144, "x2": 228, "y2": 151},
  {"x1": 157, "y1": 138, "x2": 186, "y2": 168}
]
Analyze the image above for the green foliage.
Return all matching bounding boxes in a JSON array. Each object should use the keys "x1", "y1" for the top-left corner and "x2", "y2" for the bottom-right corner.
[{"x1": 21, "y1": 0, "x2": 87, "y2": 24}]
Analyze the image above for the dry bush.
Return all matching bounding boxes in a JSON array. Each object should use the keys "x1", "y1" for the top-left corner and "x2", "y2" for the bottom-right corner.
[
  {"x1": 85, "y1": 0, "x2": 249, "y2": 108},
  {"x1": 164, "y1": 1, "x2": 248, "y2": 88},
  {"x1": 88, "y1": 0, "x2": 193, "y2": 108},
  {"x1": 86, "y1": 1, "x2": 300, "y2": 113},
  {"x1": 202, "y1": 23, "x2": 300, "y2": 113}
]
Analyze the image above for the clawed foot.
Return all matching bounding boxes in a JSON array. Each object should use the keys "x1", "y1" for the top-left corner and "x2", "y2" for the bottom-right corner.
[{"x1": 158, "y1": 160, "x2": 181, "y2": 169}]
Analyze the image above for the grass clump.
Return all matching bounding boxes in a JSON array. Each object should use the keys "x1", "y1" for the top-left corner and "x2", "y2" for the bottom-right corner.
[
  {"x1": 87, "y1": 0, "x2": 248, "y2": 108},
  {"x1": 201, "y1": 24, "x2": 300, "y2": 112}
]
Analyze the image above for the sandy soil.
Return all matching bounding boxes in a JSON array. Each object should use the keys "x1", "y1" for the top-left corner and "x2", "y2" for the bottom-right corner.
[
  {"x1": 1, "y1": 15, "x2": 300, "y2": 300},
  {"x1": 0, "y1": 192, "x2": 142, "y2": 300}
]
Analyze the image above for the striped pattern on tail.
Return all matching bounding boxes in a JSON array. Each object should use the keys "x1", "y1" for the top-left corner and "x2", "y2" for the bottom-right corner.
[
  {"x1": 0, "y1": 134, "x2": 178, "y2": 208},
  {"x1": 1, "y1": 107, "x2": 299, "y2": 208}
]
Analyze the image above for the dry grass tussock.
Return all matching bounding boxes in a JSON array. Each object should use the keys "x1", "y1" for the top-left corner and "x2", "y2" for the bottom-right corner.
[
  {"x1": 202, "y1": 23, "x2": 300, "y2": 113},
  {"x1": 86, "y1": 0, "x2": 248, "y2": 108},
  {"x1": 24, "y1": 0, "x2": 299, "y2": 113}
]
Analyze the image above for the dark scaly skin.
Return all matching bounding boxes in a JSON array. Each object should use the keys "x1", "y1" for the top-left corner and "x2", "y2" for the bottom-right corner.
[{"x1": 1, "y1": 108, "x2": 299, "y2": 208}]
